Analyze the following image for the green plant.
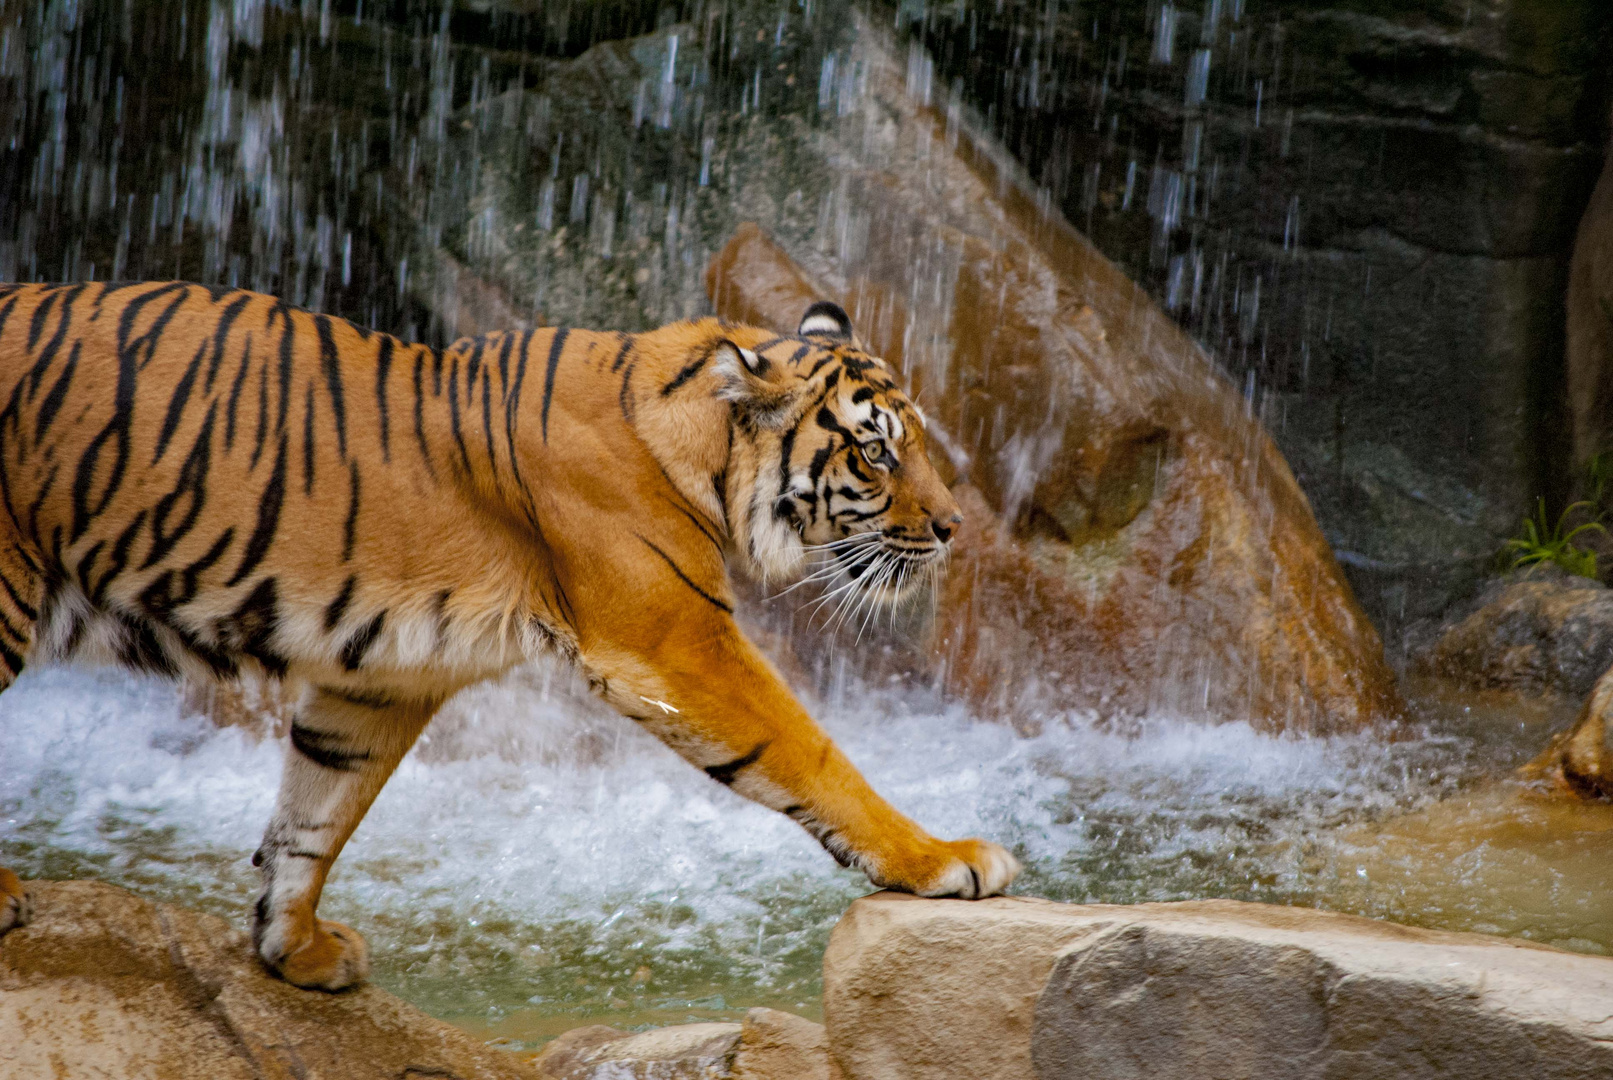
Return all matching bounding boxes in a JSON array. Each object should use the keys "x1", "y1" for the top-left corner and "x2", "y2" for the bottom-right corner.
[{"x1": 1505, "y1": 498, "x2": 1605, "y2": 579}]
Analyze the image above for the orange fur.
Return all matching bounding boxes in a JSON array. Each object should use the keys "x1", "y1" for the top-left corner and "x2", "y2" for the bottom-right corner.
[{"x1": 0, "y1": 282, "x2": 1018, "y2": 988}]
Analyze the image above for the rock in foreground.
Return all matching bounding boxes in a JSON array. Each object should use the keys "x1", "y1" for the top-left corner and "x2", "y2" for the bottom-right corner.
[
  {"x1": 823, "y1": 893, "x2": 1613, "y2": 1080},
  {"x1": 529, "y1": 1007, "x2": 829, "y2": 1080},
  {"x1": 0, "y1": 880, "x2": 536, "y2": 1080}
]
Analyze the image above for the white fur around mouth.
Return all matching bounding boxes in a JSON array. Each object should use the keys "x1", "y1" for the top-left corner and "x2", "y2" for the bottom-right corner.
[{"x1": 771, "y1": 535, "x2": 949, "y2": 637}]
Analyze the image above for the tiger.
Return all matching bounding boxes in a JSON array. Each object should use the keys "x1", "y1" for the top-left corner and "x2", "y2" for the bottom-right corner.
[{"x1": 0, "y1": 281, "x2": 1020, "y2": 990}]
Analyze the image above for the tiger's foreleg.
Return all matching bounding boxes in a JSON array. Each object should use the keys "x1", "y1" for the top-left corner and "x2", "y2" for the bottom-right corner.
[
  {"x1": 252, "y1": 687, "x2": 440, "y2": 990},
  {"x1": 597, "y1": 625, "x2": 1020, "y2": 899}
]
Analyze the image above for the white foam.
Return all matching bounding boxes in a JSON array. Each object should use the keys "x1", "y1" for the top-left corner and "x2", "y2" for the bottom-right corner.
[{"x1": 0, "y1": 660, "x2": 1483, "y2": 1020}]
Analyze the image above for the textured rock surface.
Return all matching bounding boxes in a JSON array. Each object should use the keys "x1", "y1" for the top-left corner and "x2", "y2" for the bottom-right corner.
[
  {"x1": 822, "y1": 892, "x2": 1613, "y2": 1080},
  {"x1": 1570, "y1": 113, "x2": 1613, "y2": 467},
  {"x1": 1417, "y1": 570, "x2": 1613, "y2": 696},
  {"x1": 1033, "y1": 904, "x2": 1613, "y2": 1080},
  {"x1": 1525, "y1": 661, "x2": 1613, "y2": 800},
  {"x1": 908, "y1": 0, "x2": 1613, "y2": 640},
  {"x1": 710, "y1": 213, "x2": 1399, "y2": 731},
  {"x1": 530, "y1": 1009, "x2": 828, "y2": 1080},
  {"x1": 0, "y1": 880, "x2": 537, "y2": 1080}
]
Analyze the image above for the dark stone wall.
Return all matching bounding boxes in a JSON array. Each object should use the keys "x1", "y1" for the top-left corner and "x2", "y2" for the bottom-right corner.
[{"x1": 901, "y1": 0, "x2": 1612, "y2": 647}]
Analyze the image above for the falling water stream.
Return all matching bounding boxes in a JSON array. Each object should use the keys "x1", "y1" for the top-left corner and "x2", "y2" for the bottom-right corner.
[{"x1": 3, "y1": 0, "x2": 1613, "y2": 1051}]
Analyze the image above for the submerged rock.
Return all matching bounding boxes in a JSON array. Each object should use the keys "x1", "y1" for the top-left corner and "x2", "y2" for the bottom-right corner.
[
  {"x1": 529, "y1": 1008, "x2": 829, "y2": 1080},
  {"x1": 0, "y1": 880, "x2": 537, "y2": 1080},
  {"x1": 822, "y1": 892, "x2": 1613, "y2": 1080}
]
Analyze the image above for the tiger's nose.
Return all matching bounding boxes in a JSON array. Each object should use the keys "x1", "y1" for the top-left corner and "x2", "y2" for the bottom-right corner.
[{"x1": 931, "y1": 513, "x2": 962, "y2": 543}]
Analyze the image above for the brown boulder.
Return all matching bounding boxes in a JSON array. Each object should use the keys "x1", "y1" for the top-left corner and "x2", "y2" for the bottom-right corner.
[
  {"x1": 1417, "y1": 570, "x2": 1613, "y2": 696},
  {"x1": 0, "y1": 879, "x2": 537, "y2": 1080},
  {"x1": 709, "y1": 213, "x2": 1398, "y2": 732}
]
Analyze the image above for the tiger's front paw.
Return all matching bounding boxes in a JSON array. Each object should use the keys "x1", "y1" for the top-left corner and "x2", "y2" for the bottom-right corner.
[
  {"x1": 875, "y1": 838, "x2": 1021, "y2": 899},
  {"x1": 0, "y1": 867, "x2": 33, "y2": 936},
  {"x1": 256, "y1": 916, "x2": 371, "y2": 991}
]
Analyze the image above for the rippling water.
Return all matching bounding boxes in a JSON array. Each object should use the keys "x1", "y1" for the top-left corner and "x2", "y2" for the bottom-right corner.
[{"x1": 5, "y1": 661, "x2": 1608, "y2": 1045}]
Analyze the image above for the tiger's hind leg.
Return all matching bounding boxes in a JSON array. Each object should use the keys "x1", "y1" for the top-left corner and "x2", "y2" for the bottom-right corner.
[
  {"x1": 252, "y1": 687, "x2": 440, "y2": 990},
  {"x1": 0, "y1": 537, "x2": 41, "y2": 938}
]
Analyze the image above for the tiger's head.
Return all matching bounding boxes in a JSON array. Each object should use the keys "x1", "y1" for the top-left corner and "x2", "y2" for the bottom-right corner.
[{"x1": 716, "y1": 302, "x2": 962, "y2": 611}]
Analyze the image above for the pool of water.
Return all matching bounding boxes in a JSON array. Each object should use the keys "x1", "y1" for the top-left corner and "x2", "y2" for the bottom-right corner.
[{"x1": 4, "y1": 661, "x2": 1607, "y2": 1048}]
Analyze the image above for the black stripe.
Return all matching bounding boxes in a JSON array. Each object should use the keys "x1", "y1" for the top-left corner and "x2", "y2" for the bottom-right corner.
[
  {"x1": 447, "y1": 355, "x2": 471, "y2": 473},
  {"x1": 34, "y1": 340, "x2": 80, "y2": 443},
  {"x1": 660, "y1": 353, "x2": 709, "y2": 396},
  {"x1": 465, "y1": 337, "x2": 484, "y2": 388},
  {"x1": 204, "y1": 294, "x2": 253, "y2": 392},
  {"x1": 481, "y1": 343, "x2": 497, "y2": 473},
  {"x1": 610, "y1": 332, "x2": 636, "y2": 372},
  {"x1": 25, "y1": 289, "x2": 59, "y2": 352},
  {"x1": 375, "y1": 335, "x2": 393, "y2": 462},
  {"x1": 248, "y1": 362, "x2": 269, "y2": 469},
  {"x1": 339, "y1": 610, "x2": 386, "y2": 671},
  {"x1": 224, "y1": 331, "x2": 253, "y2": 451},
  {"x1": 0, "y1": 570, "x2": 37, "y2": 621},
  {"x1": 70, "y1": 285, "x2": 185, "y2": 541},
  {"x1": 0, "y1": 634, "x2": 24, "y2": 677},
  {"x1": 635, "y1": 534, "x2": 732, "y2": 613},
  {"x1": 302, "y1": 382, "x2": 317, "y2": 495},
  {"x1": 320, "y1": 685, "x2": 397, "y2": 710},
  {"x1": 413, "y1": 349, "x2": 436, "y2": 478},
  {"x1": 274, "y1": 307, "x2": 293, "y2": 435},
  {"x1": 25, "y1": 284, "x2": 86, "y2": 399},
  {"x1": 143, "y1": 401, "x2": 218, "y2": 569},
  {"x1": 540, "y1": 328, "x2": 570, "y2": 442},
  {"x1": 342, "y1": 460, "x2": 360, "y2": 562},
  {"x1": 503, "y1": 330, "x2": 533, "y2": 494},
  {"x1": 324, "y1": 575, "x2": 356, "y2": 631},
  {"x1": 290, "y1": 723, "x2": 371, "y2": 772},
  {"x1": 226, "y1": 436, "x2": 287, "y2": 585},
  {"x1": 619, "y1": 358, "x2": 638, "y2": 424},
  {"x1": 93, "y1": 509, "x2": 148, "y2": 603},
  {"x1": 704, "y1": 741, "x2": 769, "y2": 786},
  {"x1": 153, "y1": 339, "x2": 206, "y2": 464},
  {"x1": 314, "y1": 314, "x2": 348, "y2": 458}
]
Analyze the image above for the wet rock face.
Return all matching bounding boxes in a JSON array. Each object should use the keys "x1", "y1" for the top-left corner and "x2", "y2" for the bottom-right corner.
[
  {"x1": 0, "y1": 880, "x2": 539, "y2": 1080},
  {"x1": 1569, "y1": 116, "x2": 1613, "y2": 468},
  {"x1": 904, "y1": 0, "x2": 1613, "y2": 641},
  {"x1": 709, "y1": 212, "x2": 1398, "y2": 731},
  {"x1": 822, "y1": 893, "x2": 1613, "y2": 1080},
  {"x1": 1417, "y1": 569, "x2": 1613, "y2": 697}
]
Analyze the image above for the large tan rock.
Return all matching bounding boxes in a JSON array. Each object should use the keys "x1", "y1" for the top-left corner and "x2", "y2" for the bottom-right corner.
[
  {"x1": 0, "y1": 880, "x2": 537, "y2": 1080},
  {"x1": 821, "y1": 892, "x2": 1613, "y2": 1080},
  {"x1": 704, "y1": 54, "x2": 1401, "y2": 734}
]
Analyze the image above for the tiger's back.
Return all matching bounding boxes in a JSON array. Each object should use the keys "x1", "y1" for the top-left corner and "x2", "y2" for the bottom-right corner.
[{"x1": 0, "y1": 281, "x2": 603, "y2": 699}]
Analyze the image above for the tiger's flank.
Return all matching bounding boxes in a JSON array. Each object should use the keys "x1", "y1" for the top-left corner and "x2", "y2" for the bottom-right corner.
[{"x1": 0, "y1": 282, "x2": 1018, "y2": 990}]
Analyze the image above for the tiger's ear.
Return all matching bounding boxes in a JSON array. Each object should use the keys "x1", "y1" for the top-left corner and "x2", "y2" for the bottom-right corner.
[
  {"x1": 713, "y1": 339, "x2": 806, "y2": 429},
  {"x1": 798, "y1": 300, "x2": 853, "y2": 339}
]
